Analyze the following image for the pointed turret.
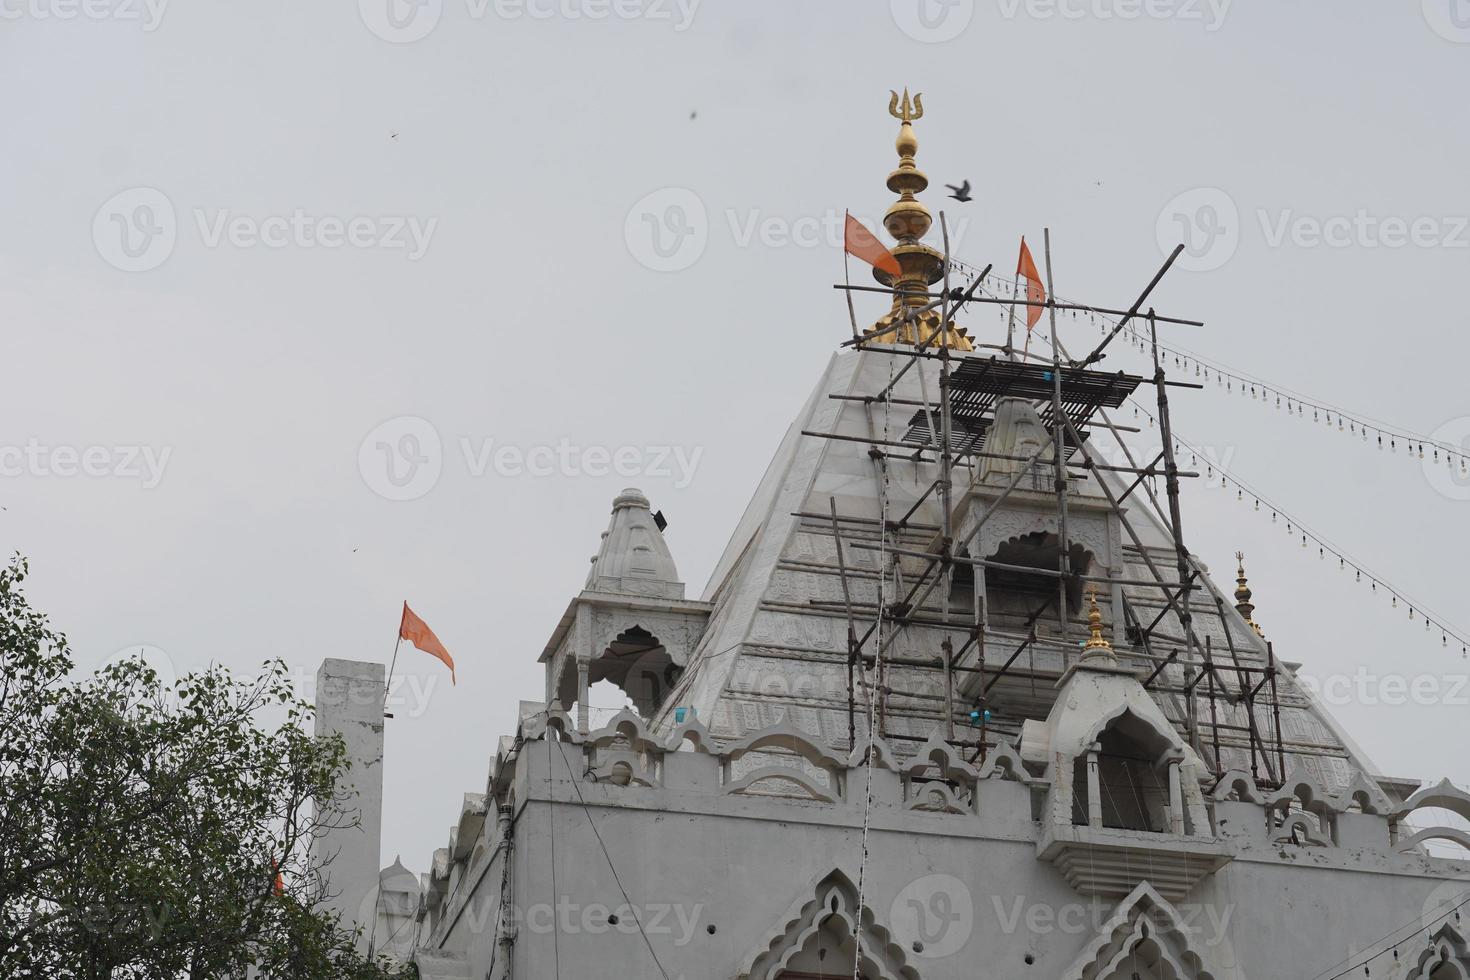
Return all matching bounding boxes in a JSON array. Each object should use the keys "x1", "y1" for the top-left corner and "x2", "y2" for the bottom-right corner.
[
  {"x1": 585, "y1": 488, "x2": 685, "y2": 600},
  {"x1": 978, "y1": 397, "x2": 1056, "y2": 485}
]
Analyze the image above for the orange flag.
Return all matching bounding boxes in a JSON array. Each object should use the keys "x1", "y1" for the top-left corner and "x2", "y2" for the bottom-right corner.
[
  {"x1": 1016, "y1": 237, "x2": 1046, "y2": 330},
  {"x1": 844, "y1": 212, "x2": 902, "y2": 278},
  {"x1": 400, "y1": 602, "x2": 456, "y2": 685}
]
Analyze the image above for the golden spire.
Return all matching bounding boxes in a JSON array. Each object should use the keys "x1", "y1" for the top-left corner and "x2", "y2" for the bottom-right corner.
[
  {"x1": 864, "y1": 90, "x2": 972, "y2": 351},
  {"x1": 1235, "y1": 552, "x2": 1266, "y2": 638},
  {"x1": 1082, "y1": 584, "x2": 1115, "y2": 657}
]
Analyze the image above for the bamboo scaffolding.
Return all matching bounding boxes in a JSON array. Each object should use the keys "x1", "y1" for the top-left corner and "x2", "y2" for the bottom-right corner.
[{"x1": 807, "y1": 232, "x2": 1287, "y2": 785}]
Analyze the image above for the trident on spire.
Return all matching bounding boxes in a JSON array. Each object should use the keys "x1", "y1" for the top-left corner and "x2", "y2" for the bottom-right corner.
[{"x1": 888, "y1": 88, "x2": 924, "y2": 123}]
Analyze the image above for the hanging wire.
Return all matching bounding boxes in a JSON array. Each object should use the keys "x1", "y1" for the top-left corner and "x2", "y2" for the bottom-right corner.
[
  {"x1": 954, "y1": 264, "x2": 1467, "y2": 471},
  {"x1": 1122, "y1": 397, "x2": 1470, "y2": 656}
]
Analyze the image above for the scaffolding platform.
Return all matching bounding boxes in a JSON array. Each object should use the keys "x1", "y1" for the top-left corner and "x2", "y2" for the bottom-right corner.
[{"x1": 901, "y1": 357, "x2": 1146, "y2": 458}]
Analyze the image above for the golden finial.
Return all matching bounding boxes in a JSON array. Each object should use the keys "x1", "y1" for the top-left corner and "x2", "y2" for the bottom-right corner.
[
  {"x1": 1083, "y1": 584, "x2": 1114, "y2": 654},
  {"x1": 863, "y1": 90, "x2": 972, "y2": 352},
  {"x1": 1235, "y1": 552, "x2": 1265, "y2": 638}
]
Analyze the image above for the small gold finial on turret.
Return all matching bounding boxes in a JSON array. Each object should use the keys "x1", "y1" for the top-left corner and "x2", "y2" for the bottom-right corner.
[
  {"x1": 1083, "y1": 584, "x2": 1114, "y2": 653},
  {"x1": 1235, "y1": 552, "x2": 1265, "y2": 638},
  {"x1": 864, "y1": 89, "x2": 972, "y2": 352}
]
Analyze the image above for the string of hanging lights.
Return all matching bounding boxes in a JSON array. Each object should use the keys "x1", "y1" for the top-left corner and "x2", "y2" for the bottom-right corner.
[
  {"x1": 945, "y1": 260, "x2": 1470, "y2": 659},
  {"x1": 947, "y1": 259, "x2": 1470, "y2": 473},
  {"x1": 1126, "y1": 395, "x2": 1470, "y2": 659},
  {"x1": 1311, "y1": 890, "x2": 1470, "y2": 980}
]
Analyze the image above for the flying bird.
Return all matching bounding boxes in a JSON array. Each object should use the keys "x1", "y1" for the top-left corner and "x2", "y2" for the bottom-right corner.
[
  {"x1": 390, "y1": 131, "x2": 399, "y2": 140},
  {"x1": 689, "y1": 110, "x2": 698, "y2": 121},
  {"x1": 946, "y1": 180, "x2": 972, "y2": 203}
]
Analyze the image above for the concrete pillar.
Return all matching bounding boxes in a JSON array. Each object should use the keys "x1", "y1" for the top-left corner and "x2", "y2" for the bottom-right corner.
[
  {"x1": 311, "y1": 658, "x2": 385, "y2": 953},
  {"x1": 496, "y1": 804, "x2": 516, "y2": 975},
  {"x1": 1086, "y1": 743, "x2": 1103, "y2": 828},
  {"x1": 576, "y1": 661, "x2": 590, "y2": 734},
  {"x1": 1168, "y1": 760, "x2": 1185, "y2": 834}
]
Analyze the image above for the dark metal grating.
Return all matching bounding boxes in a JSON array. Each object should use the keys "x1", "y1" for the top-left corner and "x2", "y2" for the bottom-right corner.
[
  {"x1": 899, "y1": 411, "x2": 989, "y2": 454},
  {"x1": 901, "y1": 357, "x2": 1145, "y2": 459}
]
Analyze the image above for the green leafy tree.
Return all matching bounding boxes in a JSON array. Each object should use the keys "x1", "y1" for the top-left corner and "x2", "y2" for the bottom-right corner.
[{"x1": 0, "y1": 555, "x2": 415, "y2": 979}]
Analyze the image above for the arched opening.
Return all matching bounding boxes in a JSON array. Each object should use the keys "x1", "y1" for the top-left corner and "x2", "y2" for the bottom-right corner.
[
  {"x1": 775, "y1": 905, "x2": 875, "y2": 980},
  {"x1": 1074, "y1": 711, "x2": 1177, "y2": 833},
  {"x1": 743, "y1": 871, "x2": 919, "y2": 980},
  {"x1": 983, "y1": 533, "x2": 1092, "y2": 636},
  {"x1": 1097, "y1": 935, "x2": 1181, "y2": 980},
  {"x1": 1404, "y1": 807, "x2": 1470, "y2": 859},
  {"x1": 582, "y1": 679, "x2": 637, "y2": 729},
  {"x1": 557, "y1": 626, "x2": 683, "y2": 722},
  {"x1": 1428, "y1": 959, "x2": 1470, "y2": 980}
]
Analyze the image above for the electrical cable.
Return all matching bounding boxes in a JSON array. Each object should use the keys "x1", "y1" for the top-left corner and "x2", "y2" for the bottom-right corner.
[{"x1": 552, "y1": 738, "x2": 673, "y2": 980}]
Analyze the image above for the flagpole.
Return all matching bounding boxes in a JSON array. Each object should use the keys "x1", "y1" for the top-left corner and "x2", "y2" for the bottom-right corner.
[
  {"x1": 383, "y1": 604, "x2": 405, "y2": 718},
  {"x1": 1007, "y1": 275, "x2": 1020, "y2": 361},
  {"x1": 843, "y1": 210, "x2": 860, "y2": 342}
]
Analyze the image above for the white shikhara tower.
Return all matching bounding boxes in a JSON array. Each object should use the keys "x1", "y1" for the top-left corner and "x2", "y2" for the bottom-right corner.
[{"x1": 319, "y1": 95, "x2": 1470, "y2": 980}]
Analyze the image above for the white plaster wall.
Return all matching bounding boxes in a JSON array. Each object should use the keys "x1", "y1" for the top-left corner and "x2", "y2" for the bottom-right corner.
[
  {"x1": 311, "y1": 658, "x2": 386, "y2": 952},
  {"x1": 423, "y1": 739, "x2": 1470, "y2": 980}
]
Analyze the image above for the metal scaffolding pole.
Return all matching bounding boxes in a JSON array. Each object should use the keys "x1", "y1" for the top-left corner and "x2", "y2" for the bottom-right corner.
[{"x1": 1043, "y1": 229, "x2": 1073, "y2": 649}]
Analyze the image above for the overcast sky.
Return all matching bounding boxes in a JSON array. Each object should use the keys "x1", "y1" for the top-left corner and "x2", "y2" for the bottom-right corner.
[{"x1": 3, "y1": 1, "x2": 1469, "y2": 868}]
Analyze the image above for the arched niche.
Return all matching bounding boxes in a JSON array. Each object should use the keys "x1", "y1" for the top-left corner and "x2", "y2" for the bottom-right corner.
[
  {"x1": 1072, "y1": 708, "x2": 1180, "y2": 833},
  {"x1": 554, "y1": 624, "x2": 682, "y2": 720},
  {"x1": 740, "y1": 870, "x2": 921, "y2": 980},
  {"x1": 1398, "y1": 923, "x2": 1470, "y2": 979}
]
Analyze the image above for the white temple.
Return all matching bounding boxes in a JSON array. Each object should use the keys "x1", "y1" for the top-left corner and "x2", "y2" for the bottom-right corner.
[{"x1": 314, "y1": 95, "x2": 1470, "y2": 980}]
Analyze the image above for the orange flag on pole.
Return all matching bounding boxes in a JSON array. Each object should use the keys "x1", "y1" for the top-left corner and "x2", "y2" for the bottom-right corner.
[
  {"x1": 844, "y1": 212, "x2": 902, "y2": 278},
  {"x1": 399, "y1": 602, "x2": 456, "y2": 685},
  {"x1": 1016, "y1": 237, "x2": 1046, "y2": 330}
]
